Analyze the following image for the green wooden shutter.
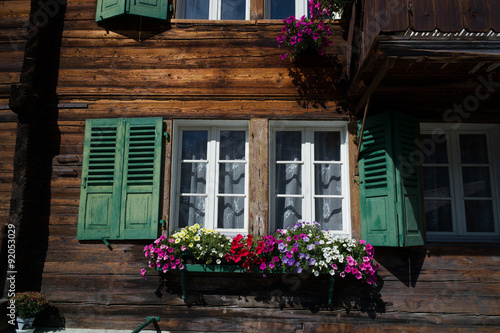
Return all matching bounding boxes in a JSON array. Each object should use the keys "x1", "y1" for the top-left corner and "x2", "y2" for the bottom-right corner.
[
  {"x1": 393, "y1": 112, "x2": 425, "y2": 246},
  {"x1": 120, "y1": 118, "x2": 163, "y2": 239},
  {"x1": 129, "y1": 0, "x2": 169, "y2": 20},
  {"x1": 96, "y1": 0, "x2": 126, "y2": 21},
  {"x1": 359, "y1": 111, "x2": 424, "y2": 247},
  {"x1": 78, "y1": 119, "x2": 125, "y2": 240},
  {"x1": 78, "y1": 118, "x2": 163, "y2": 240}
]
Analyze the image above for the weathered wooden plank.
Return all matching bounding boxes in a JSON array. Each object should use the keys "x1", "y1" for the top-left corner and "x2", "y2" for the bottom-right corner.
[
  {"x1": 248, "y1": 118, "x2": 269, "y2": 237},
  {"x1": 434, "y1": 0, "x2": 464, "y2": 32},
  {"x1": 463, "y1": 0, "x2": 491, "y2": 32},
  {"x1": 490, "y1": 0, "x2": 500, "y2": 32},
  {"x1": 410, "y1": 0, "x2": 437, "y2": 32},
  {"x1": 54, "y1": 100, "x2": 348, "y2": 121}
]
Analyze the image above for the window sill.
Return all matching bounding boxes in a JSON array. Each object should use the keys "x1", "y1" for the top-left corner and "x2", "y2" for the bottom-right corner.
[{"x1": 170, "y1": 19, "x2": 340, "y2": 26}]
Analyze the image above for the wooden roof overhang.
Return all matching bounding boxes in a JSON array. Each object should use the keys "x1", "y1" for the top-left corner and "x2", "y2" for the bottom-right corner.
[{"x1": 348, "y1": 35, "x2": 500, "y2": 122}]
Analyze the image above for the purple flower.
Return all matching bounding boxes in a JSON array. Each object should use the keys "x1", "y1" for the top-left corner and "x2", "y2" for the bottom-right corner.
[
  {"x1": 309, "y1": 258, "x2": 316, "y2": 266},
  {"x1": 307, "y1": 244, "x2": 315, "y2": 251}
]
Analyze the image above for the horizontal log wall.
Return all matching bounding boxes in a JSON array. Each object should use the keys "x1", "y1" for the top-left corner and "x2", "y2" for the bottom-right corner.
[
  {"x1": 0, "y1": 0, "x2": 28, "y2": 227},
  {"x1": 1, "y1": 0, "x2": 499, "y2": 332}
]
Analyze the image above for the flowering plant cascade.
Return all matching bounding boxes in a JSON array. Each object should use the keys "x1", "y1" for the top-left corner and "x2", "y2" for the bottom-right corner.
[
  {"x1": 143, "y1": 220, "x2": 378, "y2": 286},
  {"x1": 12, "y1": 291, "x2": 49, "y2": 319},
  {"x1": 277, "y1": 0, "x2": 345, "y2": 59}
]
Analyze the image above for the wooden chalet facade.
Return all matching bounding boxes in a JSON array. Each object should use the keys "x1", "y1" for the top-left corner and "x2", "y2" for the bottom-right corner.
[{"x1": 1, "y1": 0, "x2": 500, "y2": 331}]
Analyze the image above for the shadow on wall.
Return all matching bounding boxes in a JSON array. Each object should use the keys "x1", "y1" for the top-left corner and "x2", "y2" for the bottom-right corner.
[
  {"x1": 97, "y1": 15, "x2": 172, "y2": 42},
  {"x1": 375, "y1": 246, "x2": 427, "y2": 288},
  {"x1": 288, "y1": 53, "x2": 347, "y2": 110},
  {"x1": 154, "y1": 271, "x2": 386, "y2": 319}
]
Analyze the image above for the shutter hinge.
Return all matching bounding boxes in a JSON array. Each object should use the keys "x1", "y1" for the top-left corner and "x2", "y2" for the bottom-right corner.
[
  {"x1": 82, "y1": 177, "x2": 87, "y2": 189},
  {"x1": 102, "y1": 237, "x2": 110, "y2": 247},
  {"x1": 163, "y1": 132, "x2": 169, "y2": 140},
  {"x1": 160, "y1": 219, "x2": 166, "y2": 228},
  {"x1": 169, "y1": 4, "x2": 173, "y2": 12}
]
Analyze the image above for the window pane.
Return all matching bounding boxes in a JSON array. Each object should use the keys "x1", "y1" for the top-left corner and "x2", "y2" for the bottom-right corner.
[
  {"x1": 315, "y1": 164, "x2": 341, "y2": 195},
  {"x1": 180, "y1": 163, "x2": 207, "y2": 193},
  {"x1": 217, "y1": 196, "x2": 244, "y2": 228},
  {"x1": 276, "y1": 131, "x2": 301, "y2": 161},
  {"x1": 275, "y1": 197, "x2": 302, "y2": 229},
  {"x1": 315, "y1": 131, "x2": 340, "y2": 161},
  {"x1": 269, "y1": 0, "x2": 294, "y2": 19},
  {"x1": 219, "y1": 163, "x2": 245, "y2": 194},
  {"x1": 315, "y1": 198, "x2": 342, "y2": 230},
  {"x1": 179, "y1": 196, "x2": 205, "y2": 228},
  {"x1": 423, "y1": 166, "x2": 450, "y2": 197},
  {"x1": 182, "y1": 131, "x2": 208, "y2": 160},
  {"x1": 220, "y1": 131, "x2": 245, "y2": 160},
  {"x1": 421, "y1": 134, "x2": 448, "y2": 164},
  {"x1": 465, "y1": 200, "x2": 494, "y2": 232},
  {"x1": 462, "y1": 166, "x2": 492, "y2": 197},
  {"x1": 424, "y1": 200, "x2": 453, "y2": 232},
  {"x1": 183, "y1": 0, "x2": 209, "y2": 19},
  {"x1": 221, "y1": 0, "x2": 245, "y2": 20},
  {"x1": 276, "y1": 164, "x2": 301, "y2": 195},
  {"x1": 460, "y1": 134, "x2": 489, "y2": 164}
]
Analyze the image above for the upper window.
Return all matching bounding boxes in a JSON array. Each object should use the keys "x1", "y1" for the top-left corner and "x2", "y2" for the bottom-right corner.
[
  {"x1": 270, "y1": 121, "x2": 350, "y2": 234},
  {"x1": 266, "y1": 0, "x2": 308, "y2": 19},
  {"x1": 177, "y1": 0, "x2": 250, "y2": 19},
  {"x1": 171, "y1": 121, "x2": 249, "y2": 234},
  {"x1": 421, "y1": 123, "x2": 500, "y2": 242}
]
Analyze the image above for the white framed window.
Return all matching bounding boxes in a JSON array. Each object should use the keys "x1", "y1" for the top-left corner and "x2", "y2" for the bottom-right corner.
[
  {"x1": 171, "y1": 120, "x2": 249, "y2": 235},
  {"x1": 265, "y1": 0, "x2": 308, "y2": 19},
  {"x1": 421, "y1": 123, "x2": 500, "y2": 242},
  {"x1": 177, "y1": 0, "x2": 250, "y2": 20},
  {"x1": 270, "y1": 121, "x2": 350, "y2": 235}
]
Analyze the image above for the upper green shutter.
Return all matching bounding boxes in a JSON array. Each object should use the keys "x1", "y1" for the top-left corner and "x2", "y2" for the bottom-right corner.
[
  {"x1": 78, "y1": 118, "x2": 163, "y2": 240},
  {"x1": 359, "y1": 111, "x2": 424, "y2": 247},
  {"x1": 96, "y1": 0, "x2": 169, "y2": 21},
  {"x1": 129, "y1": 0, "x2": 169, "y2": 20},
  {"x1": 96, "y1": 0, "x2": 126, "y2": 21}
]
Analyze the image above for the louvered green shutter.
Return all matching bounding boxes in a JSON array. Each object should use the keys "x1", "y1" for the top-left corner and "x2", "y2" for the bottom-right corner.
[
  {"x1": 393, "y1": 112, "x2": 425, "y2": 246},
  {"x1": 78, "y1": 119, "x2": 125, "y2": 240},
  {"x1": 96, "y1": 0, "x2": 169, "y2": 21},
  {"x1": 120, "y1": 118, "x2": 163, "y2": 239},
  {"x1": 96, "y1": 0, "x2": 126, "y2": 21},
  {"x1": 78, "y1": 118, "x2": 163, "y2": 240},
  {"x1": 359, "y1": 111, "x2": 424, "y2": 247},
  {"x1": 129, "y1": 0, "x2": 169, "y2": 20}
]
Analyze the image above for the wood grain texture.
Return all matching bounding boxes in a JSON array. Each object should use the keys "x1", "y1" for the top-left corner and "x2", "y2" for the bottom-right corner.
[{"x1": 248, "y1": 118, "x2": 269, "y2": 237}]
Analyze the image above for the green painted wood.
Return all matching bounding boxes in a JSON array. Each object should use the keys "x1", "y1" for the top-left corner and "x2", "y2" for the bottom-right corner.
[
  {"x1": 96, "y1": 0, "x2": 169, "y2": 21},
  {"x1": 393, "y1": 112, "x2": 425, "y2": 246},
  {"x1": 78, "y1": 118, "x2": 163, "y2": 240},
  {"x1": 176, "y1": 264, "x2": 334, "y2": 304},
  {"x1": 121, "y1": 118, "x2": 163, "y2": 240},
  {"x1": 359, "y1": 112, "x2": 399, "y2": 247},
  {"x1": 96, "y1": 0, "x2": 126, "y2": 21},
  {"x1": 359, "y1": 111, "x2": 424, "y2": 247},
  {"x1": 77, "y1": 119, "x2": 124, "y2": 240},
  {"x1": 129, "y1": 0, "x2": 169, "y2": 20}
]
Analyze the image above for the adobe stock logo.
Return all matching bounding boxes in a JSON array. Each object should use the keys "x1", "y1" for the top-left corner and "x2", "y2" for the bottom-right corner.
[{"x1": 9, "y1": 0, "x2": 67, "y2": 51}]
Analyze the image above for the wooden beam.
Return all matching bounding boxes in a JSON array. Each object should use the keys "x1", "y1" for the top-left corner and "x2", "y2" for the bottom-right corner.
[
  {"x1": 248, "y1": 118, "x2": 269, "y2": 237},
  {"x1": 354, "y1": 56, "x2": 396, "y2": 115}
]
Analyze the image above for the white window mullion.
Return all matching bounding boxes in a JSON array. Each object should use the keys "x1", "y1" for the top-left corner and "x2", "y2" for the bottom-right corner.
[
  {"x1": 450, "y1": 132, "x2": 465, "y2": 235},
  {"x1": 206, "y1": 127, "x2": 217, "y2": 230},
  {"x1": 304, "y1": 128, "x2": 312, "y2": 222}
]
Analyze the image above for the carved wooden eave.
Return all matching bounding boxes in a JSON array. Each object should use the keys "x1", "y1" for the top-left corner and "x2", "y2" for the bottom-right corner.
[{"x1": 348, "y1": 35, "x2": 500, "y2": 121}]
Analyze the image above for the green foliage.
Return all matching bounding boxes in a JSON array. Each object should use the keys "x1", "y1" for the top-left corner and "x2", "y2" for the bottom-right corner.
[{"x1": 12, "y1": 292, "x2": 49, "y2": 318}]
